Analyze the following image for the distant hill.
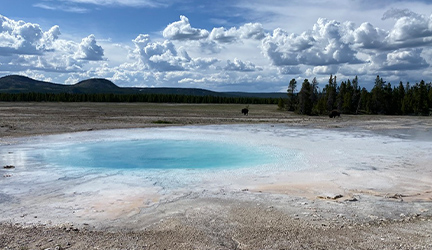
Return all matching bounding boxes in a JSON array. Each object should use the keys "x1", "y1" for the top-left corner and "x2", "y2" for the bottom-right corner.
[
  {"x1": 73, "y1": 78, "x2": 120, "y2": 92},
  {"x1": 0, "y1": 75, "x2": 67, "y2": 94},
  {"x1": 0, "y1": 75, "x2": 287, "y2": 98}
]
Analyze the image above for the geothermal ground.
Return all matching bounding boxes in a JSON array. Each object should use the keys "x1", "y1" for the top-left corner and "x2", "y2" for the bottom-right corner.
[{"x1": 0, "y1": 102, "x2": 431, "y2": 249}]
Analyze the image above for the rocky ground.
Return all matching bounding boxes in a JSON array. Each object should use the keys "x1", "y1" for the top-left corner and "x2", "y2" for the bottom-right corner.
[{"x1": 1, "y1": 102, "x2": 431, "y2": 249}]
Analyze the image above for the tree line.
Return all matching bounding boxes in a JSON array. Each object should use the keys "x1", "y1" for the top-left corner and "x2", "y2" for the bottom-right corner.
[
  {"x1": 0, "y1": 92, "x2": 278, "y2": 105},
  {"x1": 279, "y1": 75, "x2": 432, "y2": 116}
]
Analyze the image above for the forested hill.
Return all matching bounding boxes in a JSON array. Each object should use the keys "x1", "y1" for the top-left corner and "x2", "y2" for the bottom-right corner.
[{"x1": 0, "y1": 75, "x2": 286, "y2": 98}]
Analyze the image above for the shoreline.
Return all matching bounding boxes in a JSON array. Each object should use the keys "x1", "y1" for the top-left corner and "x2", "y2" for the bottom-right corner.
[{"x1": 1, "y1": 102, "x2": 432, "y2": 249}]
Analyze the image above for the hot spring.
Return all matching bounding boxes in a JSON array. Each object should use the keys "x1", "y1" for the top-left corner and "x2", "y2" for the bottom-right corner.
[
  {"x1": 1, "y1": 124, "x2": 431, "y2": 226},
  {"x1": 1, "y1": 125, "x2": 304, "y2": 174},
  {"x1": 39, "y1": 139, "x2": 277, "y2": 170}
]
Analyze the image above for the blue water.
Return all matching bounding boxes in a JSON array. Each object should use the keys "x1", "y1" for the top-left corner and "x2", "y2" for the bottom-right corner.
[{"x1": 38, "y1": 139, "x2": 274, "y2": 170}]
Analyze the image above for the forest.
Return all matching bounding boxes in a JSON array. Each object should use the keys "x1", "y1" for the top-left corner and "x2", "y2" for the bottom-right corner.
[
  {"x1": 0, "y1": 92, "x2": 277, "y2": 105},
  {"x1": 281, "y1": 75, "x2": 432, "y2": 116},
  {"x1": 1, "y1": 74, "x2": 431, "y2": 116}
]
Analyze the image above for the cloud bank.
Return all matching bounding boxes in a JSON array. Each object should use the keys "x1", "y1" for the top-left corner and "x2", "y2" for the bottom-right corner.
[{"x1": 1, "y1": 6, "x2": 432, "y2": 91}]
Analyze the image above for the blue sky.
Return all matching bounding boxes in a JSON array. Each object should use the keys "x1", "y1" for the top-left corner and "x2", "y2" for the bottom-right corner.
[{"x1": 1, "y1": 0, "x2": 432, "y2": 92}]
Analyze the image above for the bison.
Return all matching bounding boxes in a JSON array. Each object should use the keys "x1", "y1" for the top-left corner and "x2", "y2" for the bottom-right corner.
[
  {"x1": 329, "y1": 110, "x2": 341, "y2": 118},
  {"x1": 241, "y1": 108, "x2": 249, "y2": 115}
]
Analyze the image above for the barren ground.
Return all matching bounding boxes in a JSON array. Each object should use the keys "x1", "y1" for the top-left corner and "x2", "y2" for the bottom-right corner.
[{"x1": 0, "y1": 102, "x2": 431, "y2": 250}]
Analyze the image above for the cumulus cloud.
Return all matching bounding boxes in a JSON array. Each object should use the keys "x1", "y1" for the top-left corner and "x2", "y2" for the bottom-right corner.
[
  {"x1": 381, "y1": 48, "x2": 429, "y2": 70},
  {"x1": 261, "y1": 10, "x2": 432, "y2": 79},
  {"x1": 188, "y1": 57, "x2": 219, "y2": 70},
  {"x1": 132, "y1": 34, "x2": 188, "y2": 71},
  {"x1": 163, "y1": 16, "x2": 209, "y2": 41},
  {"x1": 163, "y1": 16, "x2": 265, "y2": 46},
  {"x1": 278, "y1": 66, "x2": 301, "y2": 75},
  {"x1": 0, "y1": 14, "x2": 57, "y2": 55},
  {"x1": 350, "y1": 22, "x2": 388, "y2": 49},
  {"x1": 2, "y1": 6, "x2": 432, "y2": 92},
  {"x1": 75, "y1": 34, "x2": 105, "y2": 61},
  {"x1": 224, "y1": 58, "x2": 262, "y2": 72},
  {"x1": 262, "y1": 18, "x2": 362, "y2": 67},
  {"x1": 261, "y1": 29, "x2": 301, "y2": 66},
  {"x1": 238, "y1": 23, "x2": 266, "y2": 40},
  {"x1": 386, "y1": 10, "x2": 432, "y2": 47},
  {"x1": 0, "y1": 14, "x2": 109, "y2": 75},
  {"x1": 312, "y1": 65, "x2": 340, "y2": 75},
  {"x1": 130, "y1": 33, "x2": 221, "y2": 72},
  {"x1": 209, "y1": 27, "x2": 238, "y2": 43},
  {"x1": 209, "y1": 23, "x2": 265, "y2": 43}
]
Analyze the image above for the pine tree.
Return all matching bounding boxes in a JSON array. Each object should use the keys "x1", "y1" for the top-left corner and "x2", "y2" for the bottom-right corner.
[
  {"x1": 370, "y1": 75, "x2": 385, "y2": 114},
  {"x1": 287, "y1": 78, "x2": 297, "y2": 111},
  {"x1": 402, "y1": 83, "x2": 413, "y2": 115},
  {"x1": 298, "y1": 79, "x2": 313, "y2": 115},
  {"x1": 413, "y1": 80, "x2": 429, "y2": 115},
  {"x1": 325, "y1": 74, "x2": 337, "y2": 111}
]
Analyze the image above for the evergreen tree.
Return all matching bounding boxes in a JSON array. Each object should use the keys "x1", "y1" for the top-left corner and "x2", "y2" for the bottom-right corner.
[
  {"x1": 428, "y1": 83, "x2": 432, "y2": 112},
  {"x1": 337, "y1": 80, "x2": 347, "y2": 112},
  {"x1": 310, "y1": 77, "x2": 319, "y2": 104},
  {"x1": 413, "y1": 80, "x2": 429, "y2": 115},
  {"x1": 298, "y1": 79, "x2": 313, "y2": 115},
  {"x1": 402, "y1": 82, "x2": 413, "y2": 114},
  {"x1": 287, "y1": 78, "x2": 297, "y2": 111},
  {"x1": 324, "y1": 74, "x2": 337, "y2": 111},
  {"x1": 383, "y1": 82, "x2": 393, "y2": 114},
  {"x1": 393, "y1": 81, "x2": 405, "y2": 115},
  {"x1": 370, "y1": 75, "x2": 385, "y2": 114},
  {"x1": 359, "y1": 87, "x2": 370, "y2": 113},
  {"x1": 351, "y1": 76, "x2": 361, "y2": 114}
]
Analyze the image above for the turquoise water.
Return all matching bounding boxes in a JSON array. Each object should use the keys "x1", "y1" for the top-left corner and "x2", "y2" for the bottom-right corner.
[{"x1": 38, "y1": 139, "x2": 274, "y2": 170}]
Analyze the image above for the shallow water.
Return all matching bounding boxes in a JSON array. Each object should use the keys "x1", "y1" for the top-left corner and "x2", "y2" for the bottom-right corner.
[{"x1": 35, "y1": 139, "x2": 276, "y2": 170}]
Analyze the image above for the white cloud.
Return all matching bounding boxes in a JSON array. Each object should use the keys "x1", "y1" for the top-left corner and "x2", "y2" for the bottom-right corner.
[
  {"x1": 381, "y1": 48, "x2": 429, "y2": 70},
  {"x1": 163, "y1": 16, "x2": 209, "y2": 41},
  {"x1": 132, "y1": 34, "x2": 190, "y2": 71},
  {"x1": 74, "y1": 34, "x2": 105, "y2": 61},
  {"x1": 0, "y1": 15, "x2": 49, "y2": 55},
  {"x1": 224, "y1": 58, "x2": 262, "y2": 72},
  {"x1": 313, "y1": 65, "x2": 340, "y2": 75},
  {"x1": 350, "y1": 22, "x2": 388, "y2": 49},
  {"x1": 163, "y1": 16, "x2": 266, "y2": 48},
  {"x1": 209, "y1": 27, "x2": 238, "y2": 43},
  {"x1": 129, "y1": 32, "x2": 221, "y2": 74},
  {"x1": 261, "y1": 18, "x2": 362, "y2": 67},
  {"x1": 386, "y1": 10, "x2": 432, "y2": 47},
  {"x1": 188, "y1": 57, "x2": 219, "y2": 70},
  {"x1": 209, "y1": 23, "x2": 265, "y2": 43},
  {"x1": 278, "y1": 66, "x2": 301, "y2": 75},
  {"x1": 33, "y1": 3, "x2": 89, "y2": 13},
  {"x1": 238, "y1": 23, "x2": 266, "y2": 40},
  {"x1": 0, "y1": 14, "x2": 107, "y2": 75},
  {"x1": 2, "y1": 4, "x2": 432, "y2": 92}
]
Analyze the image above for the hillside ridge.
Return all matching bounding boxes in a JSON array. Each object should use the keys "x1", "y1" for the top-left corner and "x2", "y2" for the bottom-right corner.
[{"x1": 0, "y1": 75, "x2": 286, "y2": 98}]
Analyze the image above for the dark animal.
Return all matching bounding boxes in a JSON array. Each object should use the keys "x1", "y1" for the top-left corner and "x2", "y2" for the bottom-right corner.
[
  {"x1": 329, "y1": 110, "x2": 341, "y2": 118},
  {"x1": 241, "y1": 108, "x2": 249, "y2": 115}
]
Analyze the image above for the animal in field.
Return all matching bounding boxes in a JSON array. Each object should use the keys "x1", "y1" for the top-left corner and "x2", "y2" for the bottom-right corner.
[
  {"x1": 241, "y1": 108, "x2": 249, "y2": 115},
  {"x1": 329, "y1": 110, "x2": 341, "y2": 118}
]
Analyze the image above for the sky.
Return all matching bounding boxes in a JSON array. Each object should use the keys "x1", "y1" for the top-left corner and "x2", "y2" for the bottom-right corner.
[{"x1": 1, "y1": 0, "x2": 432, "y2": 92}]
